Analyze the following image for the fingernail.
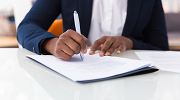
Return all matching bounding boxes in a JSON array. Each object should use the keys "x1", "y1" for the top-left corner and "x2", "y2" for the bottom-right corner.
[
  {"x1": 99, "y1": 51, "x2": 104, "y2": 56},
  {"x1": 89, "y1": 50, "x2": 94, "y2": 55},
  {"x1": 105, "y1": 52, "x2": 111, "y2": 56},
  {"x1": 84, "y1": 48, "x2": 87, "y2": 53},
  {"x1": 117, "y1": 51, "x2": 121, "y2": 54}
]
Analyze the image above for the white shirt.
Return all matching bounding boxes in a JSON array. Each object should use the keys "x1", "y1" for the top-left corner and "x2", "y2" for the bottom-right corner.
[{"x1": 88, "y1": 0, "x2": 127, "y2": 45}]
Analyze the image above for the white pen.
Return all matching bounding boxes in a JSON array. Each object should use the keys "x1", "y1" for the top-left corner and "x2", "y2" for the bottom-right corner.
[{"x1": 74, "y1": 11, "x2": 84, "y2": 60}]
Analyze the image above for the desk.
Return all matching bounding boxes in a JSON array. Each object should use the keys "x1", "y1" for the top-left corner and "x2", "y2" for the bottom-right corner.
[{"x1": 0, "y1": 48, "x2": 180, "y2": 100}]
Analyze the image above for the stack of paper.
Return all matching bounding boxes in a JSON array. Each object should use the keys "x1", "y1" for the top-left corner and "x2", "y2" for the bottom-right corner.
[
  {"x1": 27, "y1": 53, "x2": 157, "y2": 83},
  {"x1": 135, "y1": 51, "x2": 180, "y2": 73}
]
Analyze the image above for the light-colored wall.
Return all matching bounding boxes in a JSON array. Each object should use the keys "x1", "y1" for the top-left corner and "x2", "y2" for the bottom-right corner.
[
  {"x1": 13, "y1": 0, "x2": 32, "y2": 29},
  {"x1": 162, "y1": 0, "x2": 180, "y2": 13}
]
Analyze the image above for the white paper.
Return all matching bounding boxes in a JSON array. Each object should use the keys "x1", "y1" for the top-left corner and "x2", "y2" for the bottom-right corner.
[
  {"x1": 27, "y1": 53, "x2": 151, "y2": 82},
  {"x1": 0, "y1": 57, "x2": 5, "y2": 63},
  {"x1": 0, "y1": 57, "x2": 3, "y2": 61},
  {"x1": 135, "y1": 51, "x2": 180, "y2": 73}
]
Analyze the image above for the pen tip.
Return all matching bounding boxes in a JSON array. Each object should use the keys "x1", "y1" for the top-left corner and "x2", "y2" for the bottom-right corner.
[{"x1": 74, "y1": 11, "x2": 77, "y2": 14}]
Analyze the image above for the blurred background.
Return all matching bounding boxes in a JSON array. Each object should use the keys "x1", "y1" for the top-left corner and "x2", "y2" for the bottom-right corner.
[
  {"x1": 0, "y1": 0, "x2": 180, "y2": 50},
  {"x1": 162, "y1": 0, "x2": 180, "y2": 50}
]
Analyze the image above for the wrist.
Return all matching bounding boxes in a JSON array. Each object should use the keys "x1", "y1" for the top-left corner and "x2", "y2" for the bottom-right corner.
[
  {"x1": 125, "y1": 37, "x2": 133, "y2": 50},
  {"x1": 41, "y1": 38, "x2": 58, "y2": 55}
]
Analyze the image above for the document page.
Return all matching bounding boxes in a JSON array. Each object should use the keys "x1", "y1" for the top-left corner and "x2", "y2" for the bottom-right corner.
[
  {"x1": 27, "y1": 54, "x2": 151, "y2": 82},
  {"x1": 0, "y1": 57, "x2": 5, "y2": 63},
  {"x1": 135, "y1": 51, "x2": 180, "y2": 73}
]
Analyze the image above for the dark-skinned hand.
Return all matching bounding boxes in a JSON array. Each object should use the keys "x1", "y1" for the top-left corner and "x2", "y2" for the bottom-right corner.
[
  {"x1": 42, "y1": 29, "x2": 89, "y2": 60},
  {"x1": 89, "y1": 36, "x2": 133, "y2": 56}
]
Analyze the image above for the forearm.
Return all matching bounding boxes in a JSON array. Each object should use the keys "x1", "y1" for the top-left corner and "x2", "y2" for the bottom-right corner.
[
  {"x1": 17, "y1": 23, "x2": 58, "y2": 54},
  {"x1": 17, "y1": 0, "x2": 61, "y2": 54},
  {"x1": 129, "y1": 36, "x2": 169, "y2": 50}
]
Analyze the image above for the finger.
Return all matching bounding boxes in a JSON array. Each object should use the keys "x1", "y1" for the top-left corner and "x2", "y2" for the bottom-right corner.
[
  {"x1": 63, "y1": 37, "x2": 81, "y2": 54},
  {"x1": 105, "y1": 40, "x2": 119, "y2": 56},
  {"x1": 100, "y1": 37, "x2": 115, "y2": 57},
  {"x1": 81, "y1": 34, "x2": 89, "y2": 46},
  {"x1": 117, "y1": 45, "x2": 126, "y2": 54},
  {"x1": 89, "y1": 37, "x2": 106, "y2": 55},
  {"x1": 55, "y1": 49, "x2": 72, "y2": 60},
  {"x1": 54, "y1": 41, "x2": 72, "y2": 60},
  {"x1": 97, "y1": 44, "x2": 103, "y2": 50},
  {"x1": 87, "y1": 46, "x2": 92, "y2": 49},
  {"x1": 89, "y1": 44, "x2": 103, "y2": 55},
  {"x1": 67, "y1": 30, "x2": 87, "y2": 54},
  {"x1": 89, "y1": 43, "x2": 104, "y2": 55},
  {"x1": 61, "y1": 44, "x2": 75, "y2": 56}
]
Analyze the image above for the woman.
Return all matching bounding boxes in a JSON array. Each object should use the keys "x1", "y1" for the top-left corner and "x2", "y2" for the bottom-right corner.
[{"x1": 17, "y1": 0, "x2": 169, "y2": 60}]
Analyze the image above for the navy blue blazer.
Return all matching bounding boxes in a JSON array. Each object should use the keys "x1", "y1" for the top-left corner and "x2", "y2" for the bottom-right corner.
[{"x1": 17, "y1": 0, "x2": 169, "y2": 54}]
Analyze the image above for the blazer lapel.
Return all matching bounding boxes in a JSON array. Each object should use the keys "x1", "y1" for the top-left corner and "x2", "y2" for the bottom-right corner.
[
  {"x1": 122, "y1": 0, "x2": 143, "y2": 37},
  {"x1": 78, "y1": 0, "x2": 93, "y2": 38}
]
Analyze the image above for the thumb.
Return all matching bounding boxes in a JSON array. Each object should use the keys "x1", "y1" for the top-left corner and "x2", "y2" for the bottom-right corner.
[{"x1": 81, "y1": 34, "x2": 89, "y2": 46}]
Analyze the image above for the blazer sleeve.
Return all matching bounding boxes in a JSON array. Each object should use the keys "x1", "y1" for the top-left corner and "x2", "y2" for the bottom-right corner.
[
  {"x1": 130, "y1": 0, "x2": 169, "y2": 50},
  {"x1": 17, "y1": 0, "x2": 61, "y2": 54}
]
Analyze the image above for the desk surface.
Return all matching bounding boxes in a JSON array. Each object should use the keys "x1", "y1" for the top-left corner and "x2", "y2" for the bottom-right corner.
[{"x1": 0, "y1": 48, "x2": 180, "y2": 100}]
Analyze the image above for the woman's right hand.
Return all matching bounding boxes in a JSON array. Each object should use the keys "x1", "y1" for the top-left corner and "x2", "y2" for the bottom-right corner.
[{"x1": 42, "y1": 29, "x2": 89, "y2": 60}]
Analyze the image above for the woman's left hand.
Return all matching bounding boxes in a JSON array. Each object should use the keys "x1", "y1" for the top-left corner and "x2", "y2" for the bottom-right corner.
[{"x1": 89, "y1": 36, "x2": 133, "y2": 56}]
